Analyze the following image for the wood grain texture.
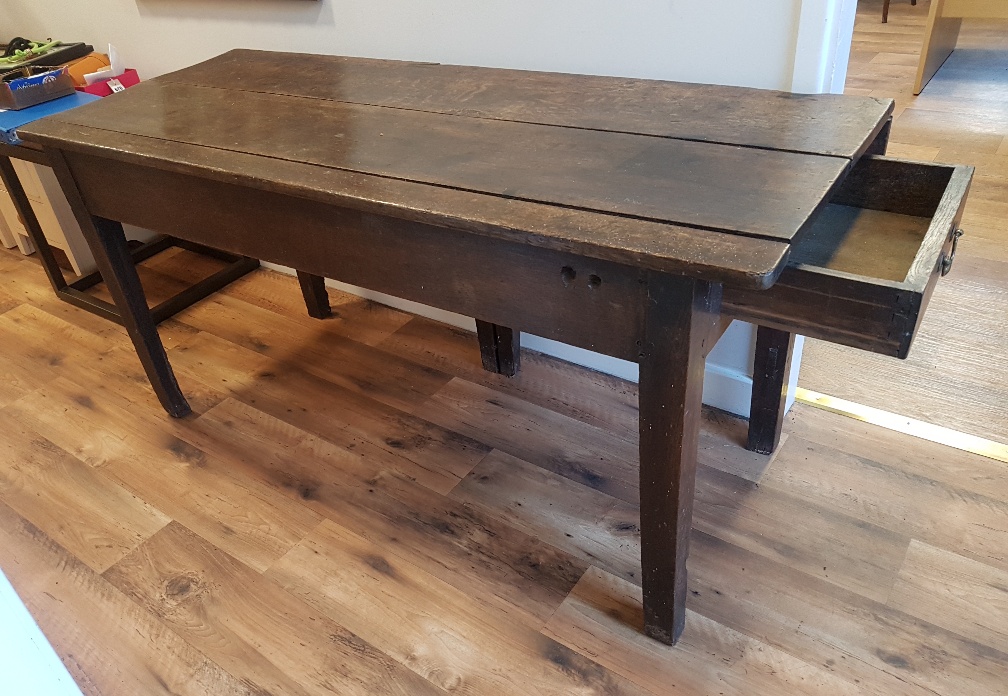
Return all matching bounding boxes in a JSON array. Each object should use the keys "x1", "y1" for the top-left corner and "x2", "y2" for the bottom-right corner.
[
  {"x1": 268, "y1": 519, "x2": 649, "y2": 696},
  {"x1": 176, "y1": 293, "x2": 454, "y2": 415},
  {"x1": 51, "y1": 126, "x2": 790, "y2": 294},
  {"x1": 47, "y1": 148, "x2": 190, "y2": 416},
  {"x1": 636, "y1": 276, "x2": 718, "y2": 643},
  {"x1": 162, "y1": 49, "x2": 893, "y2": 159},
  {"x1": 0, "y1": 302, "x2": 117, "y2": 377},
  {"x1": 168, "y1": 331, "x2": 489, "y2": 495},
  {"x1": 295, "y1": 271, "x2": 332, "y2": 319},
  {"x1": 424, "y1": 377, "x2": 639, "y2": 503},
  {"x1": 475, "y1": 320, "x2": 520, "y2": 376},
  {"x1": 450, "y1": 449, "x2": 628, "y2": 580},
  {"x1": 178, "y1": 260, "x2": 415, "y2": 346},
  {"x1": 0, "y1": 501, "x2": 255, "y2": 696},
  {"x1": 65, "y1": 151, "x2": 657, "y2": 362},
  {"x1": 454, "y1": 446, "x2": 912, "y2": 606},
  {"x1": 22, "y1": 50, "x2": 898, "y2": 289},
  {"x1": 801, "y1": 0, "x2": 1008, "y2": 441},
  {"x1": 747, "y1": 326, "x2": 795, "y2": 455},
  {"x1": 914, "y1": 0, "x2": 964, "y2": 94},
  {"x1": 0, "y1": 248, "x2": 1005, "y2": 693},
  {"x1": 4, "y1": 367, "x2": 322, "y2": 574},
  {"x1": 788, "y1": 205, "x2": 929, "y2": 280},
  {"x1": 379, "y1": 315, "x2": 640, "y2": 435},
  {"x1": 191, "y1": 398, "x2": 589, "y2": 629},
  {"x1": 44, "y1": 80, "x2": 851, "y2": 244},
  {"x1": 543, "y1": 567, "x2": 863, "y2": 696},
  {"x1": 38, "y1": 127, "x2": 791, "y2": 289},
  {"x1": 0, "y1": 412, "x2": 169, "y2": 574},
  {"x1": 784, "y1": 401, "x2": 1008, "y2": 503},
  {"x1": 683, "y1": 527, "x2": 1008, "y2": 696},
  {"x1": 888, "y1": 540, "x2": 1008, "y2": 652},
  {"x1": 765, "y1": 433, "x2": 1008, "y2": 575},
  {"x1": 0, "y1": 16, "x2": 1003, "y2": 692},
  {"x1": 104, "y1": 521, "x2": 446, "y2": 696}
]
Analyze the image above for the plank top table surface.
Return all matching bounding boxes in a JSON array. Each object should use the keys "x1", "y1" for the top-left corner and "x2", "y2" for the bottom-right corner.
[{"x1": 19, "y1": 50, "x2": 893, "y2": 290}]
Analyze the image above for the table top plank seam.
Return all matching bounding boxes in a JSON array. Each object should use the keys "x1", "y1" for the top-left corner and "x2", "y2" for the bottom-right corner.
[
  {"x1": 21, "y1": 44, "x2": 900, "y2": 287},
  {"x1": 154, "y1": 49, "x2": 894, "y2": 160},
  {"x1": 36, "y1": 80, "x2": 852, "y2": 243},
  {"x1": 34, "y1": 116, "x2": 808, "y2": 247},
  {"x1": 22, "y1": 121, "x2": 792, "y2": 288},
  {"x1": 151, "y1": 76, "x2": 875, "y2": 162}
]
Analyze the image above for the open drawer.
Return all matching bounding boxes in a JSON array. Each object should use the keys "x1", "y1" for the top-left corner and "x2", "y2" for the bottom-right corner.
[{"x1": 723, "y1": 155, "x2": 973, "y2": 358}]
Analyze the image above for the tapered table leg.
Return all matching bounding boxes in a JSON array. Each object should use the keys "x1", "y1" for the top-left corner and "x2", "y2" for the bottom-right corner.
[
  {"x1": 747, "y1": 326, "x2": 796, "y2": 455},
  {"x1": 296, "y1": 271, "x2": 332, "y2": 319},
  {"x1": 47, "y1": 150, "x2": 191, "y2": 417},
  {"x1": 475, "y1": 320, "x2": 520, "y2": 376},
  {"x1": 638, "y1": 274, "x2": 721, "y2": 644}
]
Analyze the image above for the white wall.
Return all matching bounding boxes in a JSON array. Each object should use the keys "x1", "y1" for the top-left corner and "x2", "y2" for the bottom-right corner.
[
  {"x1": 792, "y1": 0, "x2": 859, "y2": 93},
  {"x1": 6, "y1": 0, "x2": 857, "y2": 417},
  {"x1": 10, "y1": 1, "x2": 805, "y2": 88}
]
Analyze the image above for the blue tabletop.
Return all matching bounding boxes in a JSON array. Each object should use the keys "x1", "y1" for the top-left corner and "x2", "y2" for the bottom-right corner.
[{"x1": 0, "y1": 91, "x2": 101, "y2": 145}]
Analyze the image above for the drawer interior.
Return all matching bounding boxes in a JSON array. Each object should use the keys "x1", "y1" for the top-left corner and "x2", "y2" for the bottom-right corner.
[
  {"x1": 722, "y1": 155, "x2": 972, "y2": 358},
  {"x1": 790, "y1": 156, "x2": 955, "y2": 282},
  {"x1": 789, "y1": 204, "x2": 931, "y2": 282}
]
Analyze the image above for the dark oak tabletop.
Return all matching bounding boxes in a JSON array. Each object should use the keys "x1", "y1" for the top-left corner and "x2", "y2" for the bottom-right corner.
[
  {"x1": 164, "y1": 51, "x2": 892, "y2": 160},
  {"x1": 19, "y1": 50, "x2": 894, "y2": 289}
]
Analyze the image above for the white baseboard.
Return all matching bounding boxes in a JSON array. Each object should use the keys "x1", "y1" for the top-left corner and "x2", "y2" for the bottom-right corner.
[
  {"x1": 261, "y1": 263, "x2": 803, "y2": 418},
  {"x1": 703, "y1": 362, "x2": 756, "y2": 418},
  {"x1": 519, "y1": 333, "x2": 639, "y2": 382},
  {"x1": 520, "y1": 335, "x2": 764, "y2": 418}
]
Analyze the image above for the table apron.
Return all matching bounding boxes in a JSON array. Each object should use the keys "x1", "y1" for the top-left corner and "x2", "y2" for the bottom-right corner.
[{"x1": 65, "y1": 150, "x2": 648, "y2": 362}]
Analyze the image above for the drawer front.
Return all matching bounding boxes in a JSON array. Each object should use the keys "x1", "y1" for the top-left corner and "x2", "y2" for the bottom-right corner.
[{"x1": 724, "y1": 156, "x2": 973, "y2": 358}]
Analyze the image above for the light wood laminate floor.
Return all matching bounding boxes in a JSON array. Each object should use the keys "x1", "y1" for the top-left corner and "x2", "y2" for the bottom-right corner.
[
  {"x1": 1, "y1": 2, "x2": 1006, "y2": 693},
  {"x1": 801, "y1": 0, "x2": 1008, "y2": 443}
]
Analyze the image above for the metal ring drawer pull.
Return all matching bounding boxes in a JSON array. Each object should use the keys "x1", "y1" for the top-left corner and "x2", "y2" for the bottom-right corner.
[{"x1": 941, "y1": 228, "x2": 964, "y2": 277}]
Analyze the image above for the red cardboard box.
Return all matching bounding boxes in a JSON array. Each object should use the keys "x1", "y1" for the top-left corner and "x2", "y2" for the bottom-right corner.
[{"x1": 77, "y1": 68, "x2": 140, "y2": 97}]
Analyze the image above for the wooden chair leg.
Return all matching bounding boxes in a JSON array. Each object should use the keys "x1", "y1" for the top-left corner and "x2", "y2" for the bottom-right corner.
[
  {"x1": 883, "y1": 0, "x2": 891, "y2": 22},
  {"x1": 296, "y1": 271, "x2": 332, "y2": 319},
  {"x1": 475, "y1": 320, "x2": 520, "y2": 376},
  {"x1": 638, "y1": 274, "x2": 720, "y2": 645},
  {"x1": 747, "y1": 326, "x2": 796, "y2": 455}
]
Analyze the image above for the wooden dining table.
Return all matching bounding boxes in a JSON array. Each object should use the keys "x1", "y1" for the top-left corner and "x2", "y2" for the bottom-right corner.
[{"x1": 17, "y1": 50, "x2": 972, "y2": 645}]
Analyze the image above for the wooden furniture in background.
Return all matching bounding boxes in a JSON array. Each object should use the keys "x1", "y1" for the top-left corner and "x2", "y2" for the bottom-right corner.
[
  {"x1": 0, "y1": 156, "x2": 98, "y2": 270},
  {"x1": 915, "y1": 0, "x2": 1008, "y2": 93},
  {"x1": 19, "y1": 50, "x2": 971, "y2": 645},
  {"x1": 882, "y1": 0, "x2": 917, "y2": 24},
  {"x1": 5, "y1": 159, "x2": 97, "y2": 275},
  {"x1": 0, "y1": 177, "x2": 23, "y2": 251}
]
